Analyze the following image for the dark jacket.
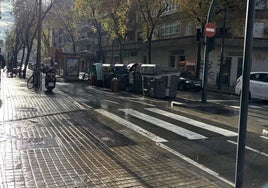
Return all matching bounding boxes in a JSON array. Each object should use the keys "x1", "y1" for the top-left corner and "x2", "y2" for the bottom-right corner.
[{"x1": 0, "y1": 55, "x2": 5, "y2": 69}]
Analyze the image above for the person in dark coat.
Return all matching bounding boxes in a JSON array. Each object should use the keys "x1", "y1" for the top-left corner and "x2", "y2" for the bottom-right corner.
[{"x1": 0, "y1": 55, "x2": 5, "y2": 69}]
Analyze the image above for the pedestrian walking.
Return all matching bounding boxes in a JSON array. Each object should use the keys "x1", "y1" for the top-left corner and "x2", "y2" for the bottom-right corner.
[
  {"x1": 0, "y1": 54, "x2": 5, "y2": 80},
  {"x1": 0, "y1": 54, "x2": 5, "y2": 69}
]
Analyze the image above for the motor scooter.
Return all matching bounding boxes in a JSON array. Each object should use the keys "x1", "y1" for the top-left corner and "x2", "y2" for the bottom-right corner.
[{"x1": 45, "y1": 67, "x2": 56, "y2": 93}]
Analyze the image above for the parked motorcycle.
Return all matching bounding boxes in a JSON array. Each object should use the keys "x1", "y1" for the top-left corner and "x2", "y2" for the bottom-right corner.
[{"x1": 44, "y1": 67, "x2": 56, "y2": 93}]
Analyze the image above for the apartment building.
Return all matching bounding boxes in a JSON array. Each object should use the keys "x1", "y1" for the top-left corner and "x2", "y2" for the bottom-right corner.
[{"x1": 72, "y1": 0, "x2": 268, "y2": 89}]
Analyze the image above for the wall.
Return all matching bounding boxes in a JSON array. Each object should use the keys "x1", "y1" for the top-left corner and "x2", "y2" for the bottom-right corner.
[
  {"x1": 252, "y1": 49, "x2": 268, "y2": 71},
  {"x1": 112, "y1": 37, "x2": 268, "y2": 91}
]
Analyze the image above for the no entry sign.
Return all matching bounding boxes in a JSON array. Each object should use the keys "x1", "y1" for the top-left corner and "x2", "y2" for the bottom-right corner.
[{"x1": 204, "y1": 22, "x2": 216, "y2": 37}]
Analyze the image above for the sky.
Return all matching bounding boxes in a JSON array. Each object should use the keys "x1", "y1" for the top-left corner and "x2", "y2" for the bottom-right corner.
[{"x1": 0, "y1": 0, "x2": 14, "y2": 42}]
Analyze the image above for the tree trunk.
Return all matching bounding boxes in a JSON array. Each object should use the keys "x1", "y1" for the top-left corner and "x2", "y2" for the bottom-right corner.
[
  {"x1": 19, "y1": 45, "x2": 26, "y2": 77},
  {"x1": 23, "y1": 46, "x2": 33, "y2": 78},
  {"x1": 147, "y1": 39, "x2": 152, "y2": 64}
]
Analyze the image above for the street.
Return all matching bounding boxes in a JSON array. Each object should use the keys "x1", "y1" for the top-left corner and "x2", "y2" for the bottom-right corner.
[
  {"x1": 2, "y1": 1, "x2": 268, "y2": 187},
  {"x1": 1, "y1": 74, "x2": 268, "y2": 187},
  {"x1": 56, "y1": 80, "x2": 268, "y2": 188}
]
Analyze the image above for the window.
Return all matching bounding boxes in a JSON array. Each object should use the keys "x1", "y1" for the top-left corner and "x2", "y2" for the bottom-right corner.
[
  {"x1": 260, "y1": 73, "x2": 268, "y2": 82},
  {"x1": 160, "y1": 21, "x2": 180, "y2": 39},
  {"x1": 251, "y1": 73, "x2": 268, "y2": 82},
  {"x1": 131, "y1": 52, "x2": 137, "y2": 57},
  {"x1": 163, "y1": 0, "x2": 178, "y2": 15},
  {"x1": 250, "y1": 73, "x2": 259, "y2": 81},
  {"x1": 256, "y1": 0, "x2": 266, "y2": 9},
  {"x1": 253, "y1": 22, "x2": 265, "y2": 38}
]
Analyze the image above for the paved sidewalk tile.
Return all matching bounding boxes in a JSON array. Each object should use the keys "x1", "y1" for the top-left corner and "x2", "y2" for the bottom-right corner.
[{"x1": 0, "y1": 75, "x2": 224, "y2": 187}]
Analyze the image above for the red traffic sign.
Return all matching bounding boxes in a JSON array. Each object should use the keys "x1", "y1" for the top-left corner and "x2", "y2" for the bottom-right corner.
[{"x1": 204, "y1": 22, "x2": 216, "y2": 38}]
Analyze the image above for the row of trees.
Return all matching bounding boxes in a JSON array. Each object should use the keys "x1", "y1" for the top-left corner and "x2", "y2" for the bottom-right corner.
[
  {"x1": 6, "y1": 0, "x2": 56, "y2": 78},
  {"x1": 74, "y1": 0, "x2": 246, "y2": 64},
  {"x1": 6, "y1": 0, "x2": 246, "y2": 78}
]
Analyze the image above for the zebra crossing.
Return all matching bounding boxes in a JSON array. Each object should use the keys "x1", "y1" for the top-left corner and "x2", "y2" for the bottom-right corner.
[
  {"x1": 145, "y1": 108, "x2": 238, "y2": 137},
  {"x1": 96, "y1": 107, "x2": 238, "y2": 143}
]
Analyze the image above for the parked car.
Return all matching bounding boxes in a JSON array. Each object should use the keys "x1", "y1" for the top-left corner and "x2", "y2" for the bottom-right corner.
[
  {"x1": 235, "y1": 72, "x2": 268, "y2": 100},
  {"x1": 178, "y1": 71, "x2": 202, "y2": 91}
]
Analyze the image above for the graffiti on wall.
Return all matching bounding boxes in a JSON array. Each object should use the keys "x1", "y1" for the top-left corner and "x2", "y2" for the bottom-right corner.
[
  {"x1": 208, "y1": 61, "x2": 216, "y2": 80},
  {"x1": 200, "y1": 60, "x2": 217, "y2": 81}
]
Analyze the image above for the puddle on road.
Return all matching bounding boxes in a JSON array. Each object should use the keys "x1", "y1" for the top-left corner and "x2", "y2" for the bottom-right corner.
[
  {"x1": 194, "y1": 106, "x2": 235, "y2": 115},
  {"x1": 180, "y1": 103, "x2": 238, "y2": 116}
]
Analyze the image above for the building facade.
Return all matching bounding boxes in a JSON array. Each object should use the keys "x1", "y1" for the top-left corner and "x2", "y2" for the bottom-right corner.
[{"x1": 69, "y1": 0, "x2": 268, "y2": 89}]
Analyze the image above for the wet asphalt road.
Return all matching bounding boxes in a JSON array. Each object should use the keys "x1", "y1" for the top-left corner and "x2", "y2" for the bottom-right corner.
[
  {"x1": 2, "y1": 70, "x2": 267, "y2": 187},
  {"x1": 3, "y1": 74, "x2": 228, "y2": 187},
  {"x1": 55, "y1": 80, "x2": 268, "y2": 188}
]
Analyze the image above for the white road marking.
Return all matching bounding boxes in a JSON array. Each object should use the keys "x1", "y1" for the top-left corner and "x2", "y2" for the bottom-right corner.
[
  {"x1": 249, "y1": 105, "x2": 262, "y2": 109},
  {"x1": 103, "y1": 100, "x2": 119, "y2": 104},
  {"x1": 146, "y1": 108, "x2": 238, "y2": 137},
  {"x1": 119, "y1": 109, "x2": 207, "y2": 140},
  {"x1": 95, "y1": 109, "x2": 168, "y2": 143},
  {"x1": 228, "y1": 140, "x2": 268, "y2": 158},
  {"x1": 171, "y1": 101, "x2": 184, "y2": 107},
  {"x1": 207, "y1": 100, "x2": 238, "y2": 103},
  {"x1": 157, "y1": 143, "x2": 235, "y2": 187},
  {"x1": 230, "y1": 106, "x2": 240, "y2": 109},
  {"x1": 231, "y1": 105, "x2": 264, "y2": 109},
  {"x1": 127, "y1": 99, "x2": 156, "y2": 107},
  {"x1": 260, "y1": 136, "x2": 268, "y2": 140},
  {"x1": 105, "y1": 94, "x2": 156, "y2": 107},
  {"x1": 80, "y1": 103, "x2": 93, "y2": 109}
]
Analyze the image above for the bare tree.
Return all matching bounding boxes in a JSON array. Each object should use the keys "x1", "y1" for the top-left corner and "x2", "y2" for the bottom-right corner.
[
  {"x1": 46, "y1": 0, "x2": 77, "y2": 53},
  {"x1": 8, "y1": 0, "x2": 55, "y2": 78},
  {"x1": 75, "y1": 0, "x2": 106, "y2": 63},
  {"x1": 132, "y1": 0, "x2": 169, "y2": 64},
  {"x1": 102, "y1": 0, "x2": 130, "y2": 64}
]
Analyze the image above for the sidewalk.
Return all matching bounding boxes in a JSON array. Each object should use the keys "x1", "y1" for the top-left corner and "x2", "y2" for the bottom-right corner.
[{"x1": 0, "y1": 73, "x2": 230, "y2": 187}]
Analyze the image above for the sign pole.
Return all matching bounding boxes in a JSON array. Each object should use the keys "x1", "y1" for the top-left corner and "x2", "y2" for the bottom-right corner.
[
  {"x1": 202, "y1": 0, "x2": 216, "y2": 103},
  {"x1": 235, "y1": 0, "x2": 255, "y2": 187}
]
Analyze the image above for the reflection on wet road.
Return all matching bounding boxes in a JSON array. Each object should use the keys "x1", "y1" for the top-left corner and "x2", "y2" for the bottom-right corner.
[{"x1": 57, "y1": 81, "x2": 268, "y2": 188}]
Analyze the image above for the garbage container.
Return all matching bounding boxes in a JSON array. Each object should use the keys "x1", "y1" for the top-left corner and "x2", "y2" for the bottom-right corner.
[
  {"x1": 114, "y1": 64, "x2": 128, "y2": 91},
  {"x1": 91, "y1": 63, "x2": 103, "y2": 87},
  {"x1": 166, "y1": 74, "x2": 179, "y2": 98},
  {"x1": 154, "y1": 76, "x2": 167, "y2": 98},
  {"x1": 102, "y1": 64, "x2": 114, "y2": 89},
  {"x1": 128, "y1": 71, "x2": 143, "y2": 94},
  {"x1": 111, "y1": 77, "x2": 119, "y2": 92},
  {"x1": 91, "y1": 74, "x2": 97, "y2": 86},
  {"x1": 143, "y1": 75, "x2": 167, "y2": 98}
]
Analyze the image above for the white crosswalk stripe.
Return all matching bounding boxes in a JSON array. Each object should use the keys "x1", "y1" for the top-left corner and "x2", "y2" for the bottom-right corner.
[
  {"x1": 96, "y1": 107, "x2": 238, "y2": 142},
  {"x1": 119, "y1": 109, "x2": 207, "y2": 140},
  {"x1": 146, "y1": 108, "x2": 238, "y2": 137},
  {"x1": 95, "y1": 109, "x2": 168, "y2": 143}
]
